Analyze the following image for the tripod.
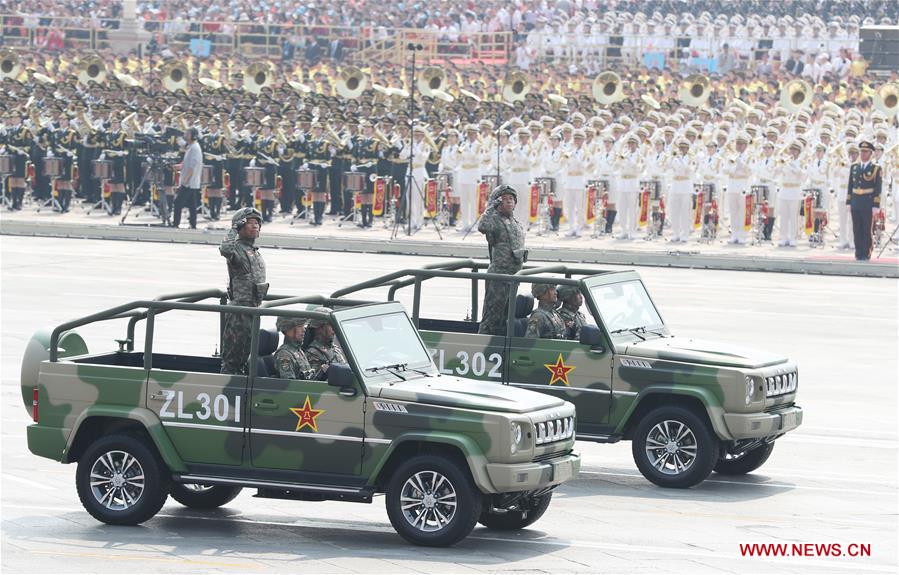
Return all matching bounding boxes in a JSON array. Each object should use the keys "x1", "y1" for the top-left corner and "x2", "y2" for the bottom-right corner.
[
  {"x1": 120, "y1": 155, "x2": 170, "y2": 226},
  {"x1": 391, "y1": 42, "x2": 443, "y2": 241}
]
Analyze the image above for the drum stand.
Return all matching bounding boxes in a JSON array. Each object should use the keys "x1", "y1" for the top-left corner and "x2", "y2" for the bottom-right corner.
[
  {"x1": 35, "y1": 183, "x2": 63, "y2": 213},
  {"x1": 119, "y1": 163, "x2": 169, "y2": 227},
  {"x1": 290, "y1": 187, "x2": 312, "y2": 225},
  {"x1": 337, "y1": 187, "x2": 362, "y2": 228},
  {"x1": 0, "y1": 173, "x2": 13, "y2": 210},
  {"x1": 85, "y1": 182, "x2": 112, "y2": 216}
]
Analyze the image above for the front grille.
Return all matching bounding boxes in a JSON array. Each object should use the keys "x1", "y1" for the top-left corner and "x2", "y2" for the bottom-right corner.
[
  {"x1": 533, "y1": 450, "x2": 568, "y2": 463},
  {"x1": 535, "y1": 416, "x2": 575, "y2": 445},
  {"x1": 764, "y1": 372, "x2": 798, "y2": 397}
]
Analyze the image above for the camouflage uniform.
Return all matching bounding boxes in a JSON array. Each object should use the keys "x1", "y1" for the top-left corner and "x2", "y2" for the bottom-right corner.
[
  {"x1": 306, "y1": 339, "x2": 346, "y2": 373},
  {"x1": 526, "y1": 302, "x2": 566, "y2": 339},
  {"x1": 556, "y1": 285, "x2": 587, "y2": 340},
  {"x1": 478, "y1": 187, "x2": 527, "y2": 335},
  {"x1": 274, "y1": 340, "x2": 314, "y2": 380},
  {"x1": 220, "y1": 209, "x2": 268, "y2": 374}
]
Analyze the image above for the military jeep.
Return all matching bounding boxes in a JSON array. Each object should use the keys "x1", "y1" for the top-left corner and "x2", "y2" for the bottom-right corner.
[
  {"x1": 20, "y1": 290, "x2": 579, "y2": 547},
  {"x1": 331, "y1": 259, "x2": 804, "y2": 489}
]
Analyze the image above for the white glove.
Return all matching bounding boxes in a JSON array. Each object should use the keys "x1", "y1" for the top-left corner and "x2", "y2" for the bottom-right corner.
[
  {"x1": 249, "y1": 158, "x2": 256, "y2": 167},
  {"x1": 98, "y1": 153, "x2": 106, "y2": 160},
  {"x1": 301, "y1": 162, "x2": 309, "y2": 170},
  {"x1": 47, "y1": 150, "x2": 55, "y2": 158},
  {"x1": 350, "y1": 164, "x2": 357, "y2": 171},
  {"x1": 277, "y1": 145, "x2": 285, "y2": 154}
]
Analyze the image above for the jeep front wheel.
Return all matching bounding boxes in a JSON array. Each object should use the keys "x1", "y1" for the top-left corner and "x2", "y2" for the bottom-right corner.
[
  {"x1": 169, "y1": 483, "x2": 243, "y2": 509},
  {"x1": 76, "y1": 434, "x2": 169, "y2": 525},
  {"x1": 632, "y1": 406, "x2": 719, "y2": 488},
  {"x1": 479, "y1": 492, "x2": 552, "y2": 530},
  {"x1": 714, "y1": 442, "x2": 775, "y2": 475},
  {"x1": 385, "y1": 454, "x2": 482, "y2": 546}
]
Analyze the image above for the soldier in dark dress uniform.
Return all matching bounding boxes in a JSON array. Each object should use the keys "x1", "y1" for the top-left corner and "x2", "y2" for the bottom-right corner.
[{"x1": 846, "y1": 141, "x2": 882, "y2": 261}]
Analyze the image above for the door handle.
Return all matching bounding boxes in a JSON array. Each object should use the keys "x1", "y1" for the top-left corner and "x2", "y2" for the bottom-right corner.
[
  {"x1": 512, "y1": 357, "x2": 534, "y2": 367},
  {"x1": 149, "y1": 393, "x2": 166, "y2": 401},
  {"x1": 254, "y1": 399, "x2": 279, "y2": 410}
]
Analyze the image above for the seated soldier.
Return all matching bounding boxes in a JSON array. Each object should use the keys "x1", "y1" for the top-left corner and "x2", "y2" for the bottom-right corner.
[
  {"x1": 274, "y1": 316, "x2": 315, "y2": 380},
  {"x1": 557, "y1": 284, "x2": 587, "y2": 340},
  {"x1": 525, "y1": 283, "x2": 566, "y2": 339},
  {"x1": 305, "y1": 307, "x2": 347, "y2": 374}
]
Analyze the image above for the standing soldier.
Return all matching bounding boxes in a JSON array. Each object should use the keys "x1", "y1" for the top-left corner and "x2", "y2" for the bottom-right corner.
[
  {"x1": 52, "y1": 113, "x2": 79, "y2": 213},
  {"x1": 616, "y1": 134, "x2": 643, "y2": 240},
  {"x1": 351, "y1": 120, "x2": 381, "y2": 228},
  {"x1": 220, "y1": 207, "x2": 268, "y2": 374},
  {"x1": 103, "y1": 116, "x2": 128, "y2": 215},
  {"x1": 274, "y1": 317, "x2": 314, "y2": 380},
  {"x1": 724, "y1": 132, "x2": 753, "y2": 244},
  {"x1": 667, "y1": 137, "x2": 695, "y2": 243},
  {"x1": 777, "y1": 141, "x2": 804, "y2": 247},
  {"x1": 305, "y1": 122, "x2": 332, "y2": 226},
  {"x1": 846, "y1": 141, "x2": 882, "y2": 261},
  {"x1": 478, "y1": 186, "x2": 527, "y2": 335},
  {"x1": 203, "y1": 117, "x2": 227, "y2": 220},
  {"x1": 834, "y1": 144, "x2": 858, "y2": 250},
  {"x1": 456, "y1": 125, "x2": 482, "y2": 232},
  {"x1": 556, "y1": 284, "x2": 587, "y2": 340},
  {"x1": 305, "y1": 307, "x2": 346, "y2": 375}
]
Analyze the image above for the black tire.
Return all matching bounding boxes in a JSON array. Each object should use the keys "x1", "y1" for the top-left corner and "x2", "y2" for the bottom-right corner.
[
  {"x1": 714, "y1": 442, "x2": 775, "y2": 475},
  {"x1": 385, "y1": 454, "x2": 482, "y2": 546},
  {"x1": 76, "y1": 433, "x2": 169, "y2": 525},
  {"x1": 478, "y1": 492, "x2": 552, "y2": 530},
  {"x1": 169, "y1": 483, "x2": 243, "y2": 509},
  {"x1": 631, "y1": 405, "x2": 719, "y2": 489}
]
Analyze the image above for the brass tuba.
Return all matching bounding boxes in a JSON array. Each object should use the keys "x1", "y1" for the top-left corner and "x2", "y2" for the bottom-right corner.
[
  {"x1": 502, "y1": 70, "x2": 530, "y2": 102},
  {"x1": 418, "y1": 66, "x2": 446, "y2": 98},
  {"x1": 161, "y1": 61, "x2": 189, "y2": 92},
  {"x1": 243, "y1": 62, "x2": 273, "y2": 94},
  {"x1": 0, "y1": 49, "x2": 21, "y2": 81},
  {"x1": 77, "y1": 55, "x2": 107, "y2": 86},
  {"x1": 679, "y1": 74, "x2": 710, "y2": 107},
  {"x1": 873, "y1": 82, "x2": 899, "y2": 118},
  {"x1": 780, "y1": 78, "x2": 812, "y2": 113},
  {"x1": 593, "y1": 70, "x2": 623, "y2": 105},
  {"x1": 336, "y1": 65, "x2": 367, "y2": 99}
]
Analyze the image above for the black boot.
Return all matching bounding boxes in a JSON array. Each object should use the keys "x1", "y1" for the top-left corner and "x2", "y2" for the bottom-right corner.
[
  {"x1": 263, "y1": 199, "x2": 274, "y2": 222},
  {"x1": 550, "y1": 207, "x2": 561, "y2": 231},
  {"x1": 449, "y1": 204, "x2": 458, "y2": 226},
  {"x1": 764, "y1": 217, "x2": 775, "y2": 240},
  {"x1": 313, "y1": 201, "x2": 325, "y2": 225},
  {"x1": 211, "y1": 197, "x2": 222, "y2": 220},
  {"x1": 605, "y1": 209, "x2": 617, "y2": 234},
  {"x1": 12, "y1": 187, "x2": 25, "y2": 210}
]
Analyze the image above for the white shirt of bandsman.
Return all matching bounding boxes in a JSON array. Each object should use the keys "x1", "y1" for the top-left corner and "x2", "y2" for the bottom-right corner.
[{"x1": 540, "y1": 132, "x2": 565, "y2": 179}]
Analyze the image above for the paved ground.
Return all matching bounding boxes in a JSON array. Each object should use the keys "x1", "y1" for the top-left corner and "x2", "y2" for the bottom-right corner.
[
  {"x1": 2, "y1": 198, "x2": 898, "y2": 277},
  {"x1": 1, "y1": 237, "x2": 897, "y2": 573}
]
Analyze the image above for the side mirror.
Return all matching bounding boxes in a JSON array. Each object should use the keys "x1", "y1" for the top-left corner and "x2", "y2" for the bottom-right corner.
[
  {"x1": 579, "y1": 325, "x2": 604, "y2": 351},
  {"x1": 327, "y1": 363, "x2": 356, "y2": 388}
]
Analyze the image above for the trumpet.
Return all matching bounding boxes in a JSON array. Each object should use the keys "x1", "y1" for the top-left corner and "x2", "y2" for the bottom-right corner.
[
  {"x1": 373, "y1": 127, "x2": 392, "y2": 148},
  {"x1": 326, "y1": 126, "x2": 347, "y2": 148}
]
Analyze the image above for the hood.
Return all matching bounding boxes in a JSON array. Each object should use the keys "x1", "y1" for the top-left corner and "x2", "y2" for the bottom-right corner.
[
  {"x1": 624, "y1": 336, "x2": 788, "y2": 369},
  {"x1": 376, "y1": 375, "x2": 566, "y2": 414}
]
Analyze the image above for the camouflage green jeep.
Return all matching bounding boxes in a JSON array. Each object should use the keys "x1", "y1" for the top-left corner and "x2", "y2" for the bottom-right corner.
[
  {"x1": 331, "y1": 259, "x2": 804, "y2": 489},
  {"x1": 20, "y1": 290, "x2": 580, "y2": 546}
]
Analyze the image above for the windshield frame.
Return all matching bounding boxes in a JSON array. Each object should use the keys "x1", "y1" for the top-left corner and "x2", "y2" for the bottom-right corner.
[
  {"x1": 334, "y1": 304, "x2": 438, "y2": 384},
  {"x1": 584, "y1": 274, "x2": 667, "y2": 338}
]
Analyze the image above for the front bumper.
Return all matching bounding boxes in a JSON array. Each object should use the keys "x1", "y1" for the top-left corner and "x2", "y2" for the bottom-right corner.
[
  {"x1": 484, "y1": 452, "x2": 581, "y2": 493},
  {"x1": 723, "y1": 405, "x2": 803, "y2": 439}
]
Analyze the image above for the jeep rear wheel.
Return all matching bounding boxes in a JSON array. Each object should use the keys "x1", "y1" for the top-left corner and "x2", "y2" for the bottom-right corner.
[
  {"x1": 169, "y1": 483, "x2": 243, "y2": 509},
  {"x1": 714, "y1": 442, "x2": 775, "y2": 475},
  {"x1": 76, "y1": 434, "x2": 169, "y2": 525},
  {"x1": 385, "y1": 454, "x2": 481, "y2": 546},
  {"x1": 478, "y1": 492, "x2": 552, "y2": 530},
  {"x1": 632, "y1": 406, "x2": 718, "y2": 488}
]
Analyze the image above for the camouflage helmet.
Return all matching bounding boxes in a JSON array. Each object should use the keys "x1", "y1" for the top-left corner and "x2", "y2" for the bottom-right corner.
[
  {"x1": 232, "y1": 207, "x2": 263, "y2": 229},
  {"x1": 307, "y1": 306, "x2": 333, "y2": 329},
  {"x1": 489, "y1": 184, "x2": 518, "y2": 204},
  {"x1": 557, "y1": 284, "x2": 580, "y2": 301},
  {"x1": 531, "y1": 283, "x2": 555, "y2": 298},
  {"x1": 275, "y1": 316, "x2": 306, "y2": 333}
]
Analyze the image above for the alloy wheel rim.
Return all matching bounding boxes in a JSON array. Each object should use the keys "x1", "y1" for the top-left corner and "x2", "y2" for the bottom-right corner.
[
  {"x1": 89, "y1": 450, "x2": 145, "y2": 510},
  {"x1": 644, "y1": 420, "x2": 698, "y2": 476},
  {"x1": 400, "y1": 470, "x2": 458, "y2": 532}
]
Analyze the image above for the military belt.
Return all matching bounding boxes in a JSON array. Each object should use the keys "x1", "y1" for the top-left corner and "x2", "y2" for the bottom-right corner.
[{"x1": 853, "y1": 188, "x2": 874, "y2": 195}]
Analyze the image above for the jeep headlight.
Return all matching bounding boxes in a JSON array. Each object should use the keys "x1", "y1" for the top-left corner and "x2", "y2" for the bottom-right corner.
[
  {"x1": 510, "y1": 422, "x2": 523, "y2": 454},
  {"x1": 745, "y1": 376, "x2": 754, "y2": 405}
]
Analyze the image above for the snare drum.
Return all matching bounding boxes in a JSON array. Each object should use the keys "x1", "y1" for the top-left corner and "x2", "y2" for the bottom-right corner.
[
  {"x1": 641, "y1": 180, "x2": 661, "y2": 200},
  {"x1": 44, "y1": 157, "x2": 65, "y2": 178},
  {"x1": 201, "y1": 165, "x2": 213, "y2": 186},
  {"x1": 0, "y1": 155, "x2": 12, "y2": 174},
  {"x1": 296, "y1": 169, "x2": 316, "y2": 190},
  {"x1": 436, "y1": 171, "x2": 453, "y2": 190},
  {"x1": 243, "y1": 166, "x2": 265, "y2": 187},
  {"x1": 343, "y1": 171, "x2": 366, "y2": 192},
  {"x1": 92, "y1": 159, "x2": 113, "y2": 179}
]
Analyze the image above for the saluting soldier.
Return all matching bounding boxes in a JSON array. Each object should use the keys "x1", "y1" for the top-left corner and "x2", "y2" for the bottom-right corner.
[
  {"x1": 846, "y1": 141, "x2": 882, "y2": 261},
  {"x1": 478, "y1": 186, "x2": 527, "y2": 335}
]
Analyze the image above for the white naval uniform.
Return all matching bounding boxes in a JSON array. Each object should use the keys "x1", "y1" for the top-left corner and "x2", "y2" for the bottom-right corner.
[
  {"x1": 503, "y1": 143, "x2": 531, "y2": 224},
  {"x1": 667, "y1": 153, "x2": 694, "y2": 242},
  {"x1": 832, "y1": 158, "x2": 854, "y2": 248},
  {"x1": 616, "y1": 150, "x2": 643, "y2": 239},
  {"x1": 725, "y1": 151, "x2": 752, "y2": 243},
  {"x1": 594, "y1": 147, "x2": 618, "y2": 204},
  {"x1": 456, "y1": 139, "x2": 481, "y2": 231},
  {"x1": 777, "y1": 158, "x2": 804, "y2": 246},
  {"x1": 564, "y1": 146, "x2": 589, "y2": 236},
  {"x1": 402, "y1": 140, "x2": 431, "y2": 230}
]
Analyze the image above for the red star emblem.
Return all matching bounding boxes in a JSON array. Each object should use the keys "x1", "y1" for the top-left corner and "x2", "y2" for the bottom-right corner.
[
  {"x1": 290, "y1": 396, "x2": 326, "y2": 432},
  {"x1": 544, "y1": 353, "x2": 575, "y2": 386}
]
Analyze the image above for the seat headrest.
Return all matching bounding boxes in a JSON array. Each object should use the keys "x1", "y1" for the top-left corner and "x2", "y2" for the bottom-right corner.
[
  {"x1": 258, "y1": 327, "x2": 279, "y2": 357},
  {"x1": 515, "y1": 294, "x2": 535, "y2": 318}
]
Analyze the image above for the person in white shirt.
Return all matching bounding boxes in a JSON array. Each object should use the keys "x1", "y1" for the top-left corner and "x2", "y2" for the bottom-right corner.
[
  {"x1": 174, "y1": 127, "x2": 203, "y2": 229},
  {"x1": 833, "y1": 144, "x2": 858, "y2": 250},
  {"x1": 615, "y1": 134, "x2": 643, "y2": 240},
  {"x1": 777, "y1": 141, "x2": 805, "y2": 247},
  {"x1": 724, "y1": 132, "x2": 753, "y2": 244},
  {"x1": 752, "y1": 141, "x2": 780, "y2": 240}
]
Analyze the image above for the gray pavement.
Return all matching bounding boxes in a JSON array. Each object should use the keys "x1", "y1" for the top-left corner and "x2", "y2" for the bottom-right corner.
[
  {"x1": 1, "y1": 237, "x2": 897, "y2": 574},
  {"x1": 1, "y1": 199, "x2": 898, "y2": 278}
]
